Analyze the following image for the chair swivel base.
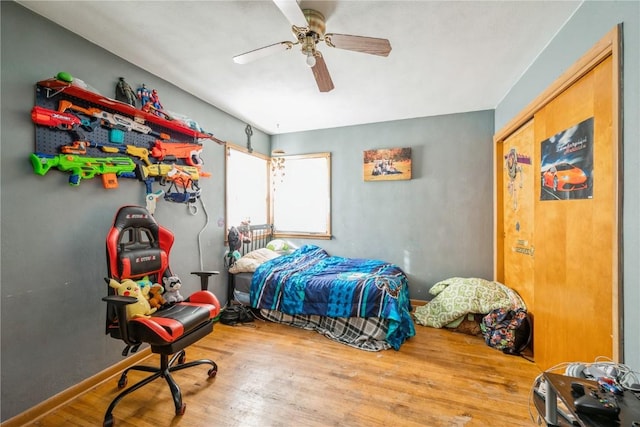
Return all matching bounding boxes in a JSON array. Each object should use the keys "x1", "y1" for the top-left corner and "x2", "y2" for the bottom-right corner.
[{"x1": 103, "y1": 350, "x2": 217, "y2": 427}]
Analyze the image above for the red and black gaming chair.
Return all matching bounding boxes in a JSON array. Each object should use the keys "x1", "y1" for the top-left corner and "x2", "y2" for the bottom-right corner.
[{"x1": 102, "y1": 205, "x2": 220, "y2": 427}]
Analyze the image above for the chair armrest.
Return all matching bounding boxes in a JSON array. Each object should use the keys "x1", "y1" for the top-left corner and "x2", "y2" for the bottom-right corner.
[
  {"x1": 102, "y1": 295, "x2": 138, "y2": 306},
  {"x1": 191, "y1": 271, "x2": 220, "y2": 291},
  {"x1": 102, "y1": 295, "x2": 138, "y2": 347}
]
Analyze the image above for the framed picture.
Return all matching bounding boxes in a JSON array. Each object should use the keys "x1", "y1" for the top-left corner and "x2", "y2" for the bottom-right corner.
[{"x1": 363, "y1": 147, "x2": 412, "y2": 181}]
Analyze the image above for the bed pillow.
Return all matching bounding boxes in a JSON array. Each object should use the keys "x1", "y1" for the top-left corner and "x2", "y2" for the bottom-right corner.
[
  {"x1": 266, "y1": 239, "x2": 289, "y2": 252},
  {"x1": 229, "y1": 248, "x2": 281, "y2": 274}
]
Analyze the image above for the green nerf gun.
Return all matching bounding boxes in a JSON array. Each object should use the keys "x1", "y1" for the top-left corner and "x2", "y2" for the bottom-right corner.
[{"x1": 30, "y1": 152, "x2": 136, "y2": 188}]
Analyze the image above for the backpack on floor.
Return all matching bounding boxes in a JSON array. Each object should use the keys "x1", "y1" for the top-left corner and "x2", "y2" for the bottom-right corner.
[{"x1": 480, "y1": 308, "x2": 532, "y2": 355}]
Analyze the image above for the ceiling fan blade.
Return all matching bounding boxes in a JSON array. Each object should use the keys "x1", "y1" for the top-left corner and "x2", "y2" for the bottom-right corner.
[
  {"x1": 273, "y1": 0, "x2": 307, "y2": 27},
  {"x1": 233, "y1": 41, "x2": 294, "y2": 64},
  {"x1": 311, "y1": 53, "x2": 334, "y2": 93},
  {"x1": 324, "y1": 33, "x2": 392, "y2": 57}
]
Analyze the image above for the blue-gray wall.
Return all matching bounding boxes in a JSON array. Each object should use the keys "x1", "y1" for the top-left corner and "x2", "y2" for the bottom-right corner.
[
  {"x1": 495, "y1": 0, "x2": 640, "y2": 371},
  {"x1": 272, "y1": 111, "x2": 496, "y2": 299}
]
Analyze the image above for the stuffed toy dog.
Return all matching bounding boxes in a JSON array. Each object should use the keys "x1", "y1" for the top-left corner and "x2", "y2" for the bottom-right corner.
[{"x1": 162, "y1": 276, "x2": 184, "y2": 304}]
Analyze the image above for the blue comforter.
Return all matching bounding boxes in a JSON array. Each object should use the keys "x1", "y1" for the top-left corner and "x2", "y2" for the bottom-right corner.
[{"x1": 251, "y1": 245, "x2": 415, "y2": 350}]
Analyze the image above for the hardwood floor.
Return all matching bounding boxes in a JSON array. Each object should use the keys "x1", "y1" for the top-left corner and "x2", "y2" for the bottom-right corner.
[{"x1": 27, "y1": 318, "x2": 543, "y2": 427}]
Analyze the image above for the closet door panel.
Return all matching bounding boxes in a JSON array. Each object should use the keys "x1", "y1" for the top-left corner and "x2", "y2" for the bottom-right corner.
[
  {"x1": 532, "y1": 56, "x2": 614, "y2": 368},
  {"x1": 501, "y1": 120, "x2": 535, "y2": 324}
]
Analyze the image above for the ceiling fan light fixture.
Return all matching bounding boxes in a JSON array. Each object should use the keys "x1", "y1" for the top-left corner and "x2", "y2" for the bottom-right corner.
[
  {"x1": 305, "y1": 51, "x2": 316, "y2": 67},
  {"x1": 232, "y1": 3, "x2": 388, "y2": 92},
  {"x1": 302, "y1": 35, "x2": 317, "y2": 67}
]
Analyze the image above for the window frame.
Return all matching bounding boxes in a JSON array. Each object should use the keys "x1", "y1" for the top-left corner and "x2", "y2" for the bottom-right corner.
[
  {"x1": 271, "y1": 152, "x2": 332, "y2": 240},
  {"x1": 224, "y1": 143, "x2": 271, "y2": 235},
  {"x1": 225, "y1": 144, "x2": 331, "y2": 240}
]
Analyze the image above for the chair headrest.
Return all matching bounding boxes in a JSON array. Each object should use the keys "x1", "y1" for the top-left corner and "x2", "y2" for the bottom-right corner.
[{"x1": 112, "y1": 206, "x2": 159, "y2": 235}]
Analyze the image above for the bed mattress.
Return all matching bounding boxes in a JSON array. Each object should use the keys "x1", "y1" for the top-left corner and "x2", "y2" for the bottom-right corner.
[{"x1": 232, "y1": 272, "x2": 253, "y2": 306}]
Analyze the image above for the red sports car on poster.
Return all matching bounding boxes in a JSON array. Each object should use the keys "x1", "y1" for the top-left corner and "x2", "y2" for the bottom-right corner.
[{"x1": 541, "y1": 163, "x2": 588, "y2": 192}]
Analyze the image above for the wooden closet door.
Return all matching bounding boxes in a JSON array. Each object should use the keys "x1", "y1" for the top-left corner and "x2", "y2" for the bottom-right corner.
[
  {"x1": 501, "y1": 121, "x2": 535, "y2": 324},
  {"x1": 532, "y1": 56, "x2": 615, "y2": 368}
]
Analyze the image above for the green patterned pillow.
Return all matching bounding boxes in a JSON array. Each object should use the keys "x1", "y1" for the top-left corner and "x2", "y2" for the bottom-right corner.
[{"x1": 413, "y1": 277, "x2": 525, "y2": 328}]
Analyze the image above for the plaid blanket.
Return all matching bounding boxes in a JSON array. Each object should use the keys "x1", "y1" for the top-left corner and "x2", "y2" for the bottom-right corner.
[{"x1": 259, "y1": 309, "x2": 391, "y2": 351}]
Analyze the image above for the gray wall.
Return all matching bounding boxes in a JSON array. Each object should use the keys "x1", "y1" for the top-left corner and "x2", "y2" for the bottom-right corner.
[
  {"x1": 0, "y1": 2, "x2": 270, "y2": 421},
  {"x1": 272, "y1": 111, "x2": 496, "y2": 300},
  {"x1": 495, "y1": 1, "x2": 640, "y2": 371}
]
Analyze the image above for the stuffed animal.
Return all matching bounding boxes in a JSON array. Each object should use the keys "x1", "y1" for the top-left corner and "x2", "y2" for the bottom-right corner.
[
  {"x1": 239, "y1": 220, "x2": 252, "y2": 243},
  {"x1": 109, "y1": 278, "x2": 157, "y2": 319},
  {"x1": 147, "y1": 283, "x2": 167, "y2": 310},
  {"x1": 163, "y1": 276, "x2": 184, "y2": 304},
  {"x1": 137, "y1": 275, "x2": 153, "y2": 291}
]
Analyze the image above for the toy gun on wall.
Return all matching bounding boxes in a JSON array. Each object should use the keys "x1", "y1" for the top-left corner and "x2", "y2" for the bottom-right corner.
[
  {"x1": 30, "y1": 153, "x2": 136, "y2": 188},
  {"x1": 60, "y1": 141, "x2": 152, "y2": 166},
  {"x1": 150, "y1": 140, "x2": 204, "y2": 167},
  {"x1": 140, "y1": 163, "x2": 206, "y2": 185},
  {"x1": 58, "y1": 100, "x2": 170, "y2": 142},
  {"x1": 139, "y1": 163, "x2": 204, "y2": 205},
  {"x1": 32, "y1": 106, "x2": 83, "y2": 131},
  {"x1": 31, "y1": 106, "x2": 97, "y2": 142}
]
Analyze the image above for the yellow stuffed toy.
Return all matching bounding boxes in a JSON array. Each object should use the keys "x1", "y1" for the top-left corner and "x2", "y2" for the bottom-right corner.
[{"x1": 109, "y1": 278, "x2": 157, "y2": 319}]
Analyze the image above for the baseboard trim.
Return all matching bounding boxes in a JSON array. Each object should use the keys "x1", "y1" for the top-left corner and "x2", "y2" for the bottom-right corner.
[{"x1": 1, "y1": 348, "x2": 151, "y2": 427}]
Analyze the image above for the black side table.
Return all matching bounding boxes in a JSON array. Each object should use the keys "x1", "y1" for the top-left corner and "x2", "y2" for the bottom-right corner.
[{"x1": 533, "y1": 371, "x2": 640, "y2": 427}]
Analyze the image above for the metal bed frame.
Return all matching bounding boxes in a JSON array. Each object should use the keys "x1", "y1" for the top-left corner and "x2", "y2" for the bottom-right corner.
[{"x1": 225, "y1": 223, "x2": 274, "y2": 306}]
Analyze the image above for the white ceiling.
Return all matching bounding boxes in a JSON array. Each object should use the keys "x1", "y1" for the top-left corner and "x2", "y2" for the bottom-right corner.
[{"x1": 18, "y1": 0, "x2": 581, "y2": 135}]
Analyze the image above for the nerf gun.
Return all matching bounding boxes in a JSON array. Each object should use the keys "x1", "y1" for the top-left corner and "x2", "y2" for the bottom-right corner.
[
  {"x1": 145, "y1": 190, "x2": 165, "y2": 215},
  {"x1": 60, "y1": 141, "x2": 151, "y2": 166},
  {"x1": 30, "y1": 153, "x2": 136, "y2": 188},
  {"x1": 31, "y1": 106, "x2": 82, "y2": 131},
  {"x1": 165, "y1": 167, "x2": 201, "y2": 206},
  {"x1": 31, "y1": 106, "x2": 98, "y2": 141},
  {"x1": 140, "y1": 163, "x2": 203, "y2": 204},
  {"x1": 150, "y1": 140, "x2": 203, "y2": 167},
  {"x1": 57, "y1": 100, "x2": 170, "y2": 142},
  {"x1": 139, "y1": 163, "x2": 204, "y2": 183}
]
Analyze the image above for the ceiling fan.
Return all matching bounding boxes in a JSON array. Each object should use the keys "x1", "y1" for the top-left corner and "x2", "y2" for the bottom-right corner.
[{"x1": 232, "y1": 0, "x2": 392, "y2": 92}]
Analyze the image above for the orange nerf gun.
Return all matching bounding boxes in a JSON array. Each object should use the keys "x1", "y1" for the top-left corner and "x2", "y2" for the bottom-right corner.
[{"x1": 150, "y1": 140, "x2": 204, "y2": 167}]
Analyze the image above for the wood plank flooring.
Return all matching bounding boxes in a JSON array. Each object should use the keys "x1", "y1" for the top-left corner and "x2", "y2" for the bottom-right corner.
[{"x1": 27, "y1": 318, "x2": 543, "y2": 426}]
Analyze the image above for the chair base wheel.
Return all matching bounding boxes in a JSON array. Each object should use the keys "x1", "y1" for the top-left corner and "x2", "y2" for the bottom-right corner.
[
  {"x1": 176, "y1": 403, "x2": 186, "y2": 416},
  {"x1": 117, "y1": 376, "x2": 127, "y2": 389}
]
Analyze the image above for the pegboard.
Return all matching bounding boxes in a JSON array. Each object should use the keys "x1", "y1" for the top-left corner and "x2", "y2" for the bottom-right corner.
[
  {"x1": 34, "y1": 87, "x2": 163, "y2": 155},
  {"x1": 31, "y1": 78, "x2": 217, "y2": 208}
]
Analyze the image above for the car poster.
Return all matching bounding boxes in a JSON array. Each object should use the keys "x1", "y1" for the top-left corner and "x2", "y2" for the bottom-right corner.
[{"x1": 540, "y1": 117, "x2": 594, "y2": 201}]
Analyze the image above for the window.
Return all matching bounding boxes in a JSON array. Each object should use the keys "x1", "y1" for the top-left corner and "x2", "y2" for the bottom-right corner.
[
  {"x1": 272, "y1": 153, "x2": 331, "y2": 238},
  {"x1": 225, "y1": 145, "x2": 269, "y2": 228},
  {"x1": 225, "y1": 145, "x2": 331, "y2": 239}
]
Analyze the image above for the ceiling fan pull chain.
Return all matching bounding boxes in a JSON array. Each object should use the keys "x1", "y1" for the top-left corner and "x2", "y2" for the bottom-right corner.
[{"x1": 245, "y1": 124, "x2": 253, "y2": 153}]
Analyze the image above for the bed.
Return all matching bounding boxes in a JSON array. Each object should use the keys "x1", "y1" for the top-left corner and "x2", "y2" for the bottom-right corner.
[{"x1": 225, "y1": 224, "x2": 415, "y2": 351}]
